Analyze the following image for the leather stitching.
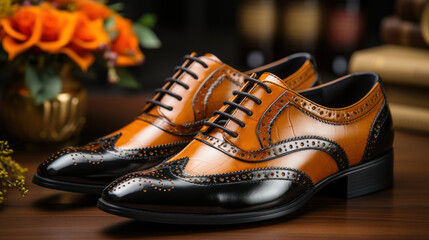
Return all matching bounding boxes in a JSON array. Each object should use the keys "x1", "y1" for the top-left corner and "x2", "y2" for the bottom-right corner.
[
  {"x1": 195, "y1": 133, "x2": 349, "y2": 170},
  {"x1": 284, "y1": 62, "x2": 314, "y2": 90},
  {"x1": 192, "y1": 65, "x2": 224, "y2": 120},
  {"x1": 289, "y1": 87, "x2": 384, "y2": 125},
  {"x1": 43, "y1": 133, "x2": 190, "y2": 165},
  {"x1": 256, "y1": 91, "x2": 289, "y2": 148},
  {"x1": 107, "y1": 157, "x2": 315, "y2": 192}
]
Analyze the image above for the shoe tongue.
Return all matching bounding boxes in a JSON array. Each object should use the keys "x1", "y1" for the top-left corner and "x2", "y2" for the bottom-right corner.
[{"x1": 258, "y1": 72, "x2": 291, "y2": 90}]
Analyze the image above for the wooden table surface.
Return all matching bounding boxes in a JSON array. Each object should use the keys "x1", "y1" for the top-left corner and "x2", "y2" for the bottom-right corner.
[{"x1": 1, "y1": 95, "x2": 429, "y2": 240}]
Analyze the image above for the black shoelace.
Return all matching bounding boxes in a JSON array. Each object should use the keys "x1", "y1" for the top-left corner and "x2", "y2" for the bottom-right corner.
[
  {"x1": 204, "y1": 77, "x2": 272, "y2": 138},
  {"x1": 146, "y1": 55, "x2": 209, "y2": 111}
]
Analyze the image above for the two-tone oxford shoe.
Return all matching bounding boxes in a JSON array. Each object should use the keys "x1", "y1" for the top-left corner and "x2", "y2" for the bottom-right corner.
[
  {"x1": 98, "y1": 72, "x2": 394, "y2": 224},
  {"x1": 33, "y1": 52, "x2": 319, "y2": 194}
]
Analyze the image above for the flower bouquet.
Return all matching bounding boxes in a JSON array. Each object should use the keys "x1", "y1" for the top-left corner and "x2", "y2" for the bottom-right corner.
[
  {"x1": 0, "y1": 0, "x2": 160, "y2": 144},
  {"x1": 0, "y1": 0, "x2": 160, "y2": 103}
]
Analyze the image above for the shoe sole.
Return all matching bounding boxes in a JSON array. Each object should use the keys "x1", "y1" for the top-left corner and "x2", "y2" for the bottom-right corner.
[
  {"x1": 97, "y1": 149, "x2": 393, "y2": 225},
  {"x1": 32, "y1": 174, "x2": 105, "y2": 195}
]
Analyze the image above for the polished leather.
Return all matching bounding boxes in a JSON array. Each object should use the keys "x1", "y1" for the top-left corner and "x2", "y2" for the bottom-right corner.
[
  {"x1": 102, "y1": 72, "x2": 394, "y2": 214},
  {"x1": 36, "y1": 52, "x2": 319, "y2": 190}
]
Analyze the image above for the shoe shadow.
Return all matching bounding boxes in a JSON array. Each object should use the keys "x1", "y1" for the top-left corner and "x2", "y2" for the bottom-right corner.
[
  {"x1": 33, "y1": 192, "x2": 99, "y2": 211},
  {"x1": 101, "y1": 196, "x2": 337, "y2": 238},
  {"x1": 99, "y1": 184, "x2": 392, "y2": 238},
  {"x1": 102, "y1": 217, "x2": 293, "y2": 239}
]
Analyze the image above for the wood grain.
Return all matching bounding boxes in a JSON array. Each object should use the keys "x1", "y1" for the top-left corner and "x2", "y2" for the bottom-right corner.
[{"x1": 1, "y1": 94, "x2": 428, "y2": 240}]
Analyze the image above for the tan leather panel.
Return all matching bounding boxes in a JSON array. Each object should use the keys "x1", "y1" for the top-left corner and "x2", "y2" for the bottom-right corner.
[
  {"x1": 290, "y1": 87, "x2": 383, "y2": 124},
  {"x1": 277, "y1": 100, "x2": 382, "y2": 167},
  {"x1": 170, "y1": 131, "x2": 225, "y2": 163},
  {"x1": 112, "y1": 119, "x2": 191, "y2": 149},
  {"x1": 284, "y1": 150, "x2": 339, "y2": 183},
  {"x1": 285, "y1": 85, "x2": 384, "y2": 166},
  {"x1": 217, "y1": 75, "x2": 384, "y2": 162},
  {"x1": 177, "y1": 139, "x2": 338, "y2": 184},
  {"x1": 193, "y1": 65, "x2": 245, "y2": 120},
  {"x1": 203, "y1": 68, "x2": 246, "y2": 118},
  {"x1": 176, "y1": 72, "x2": 387, "y2": 185},
  {"x1": 283, "y1": 61, "x2": 317, "y2": 91}
]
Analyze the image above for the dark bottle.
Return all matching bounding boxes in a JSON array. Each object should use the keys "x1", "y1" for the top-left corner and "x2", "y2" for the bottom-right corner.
[
  {"x1": 276, "y1": 0, "x2": 322, "y2": 58},
  {"x1": 237, "y1": 0, "x2": 276, "y2": 69},
  {"x1": 321, "y1": 0, "x2": 366, "y2": 77}
]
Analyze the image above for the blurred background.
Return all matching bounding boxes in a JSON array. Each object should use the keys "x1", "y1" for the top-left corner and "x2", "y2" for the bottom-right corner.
[
  {"x1": 2, "y1": 1, "x2": 429, "y2": 236},
  {"x1": 2, "y1": 0, "x2": 429, "y2": 148},
  {"x1": 92, "y1": 0, "x2": 394, "y2": 90},
  {"x1": 0, "y1": 0, "x2": 390, "y2": 92}
]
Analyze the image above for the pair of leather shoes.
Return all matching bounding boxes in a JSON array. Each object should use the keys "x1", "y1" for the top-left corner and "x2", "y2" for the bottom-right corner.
[
  {"x1": 33, "y1": 52, "x2": 394, "y2": 225},
  {"x1": 33, "y1": 52, "x2": 319, "y2": 194}
]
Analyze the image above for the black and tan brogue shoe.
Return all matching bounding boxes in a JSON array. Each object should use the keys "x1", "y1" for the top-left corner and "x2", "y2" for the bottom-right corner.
[
  {"x1": 33, "y1": 52, "x2": 319, "y2": 194},
  {"x1": 97, "y1": 72, "x2": 394, "y2": 224}
]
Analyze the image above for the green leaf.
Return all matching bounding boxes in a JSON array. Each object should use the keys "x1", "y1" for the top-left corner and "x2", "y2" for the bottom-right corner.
[
  {"x1": 138, "y1": 13, "x2": 157, "y2": 28},
  {"x1": 104, "y1": 17, "x2": 118, "y2": 40},
  {"x1": 24, "y1": 64, "x2": 42, "y2": 98},
  {"x1": 108, "y1": 30, "x2": 119, "y2": 41},
  {"x1": 108, "y1": 2, "x2": 124, "y2": 11},
  {"x1": 132, "y1": 24, "x2": 161, "y2": 49},
  {"x1": 25, "y1": 64, "x2": 62, "y2": 104},
  {"x1": 104, "y1": 16, "x2": 115, "y2": 30},
  {"x1": 116, "y1": 68, "x2": 140, "y2": 89}
]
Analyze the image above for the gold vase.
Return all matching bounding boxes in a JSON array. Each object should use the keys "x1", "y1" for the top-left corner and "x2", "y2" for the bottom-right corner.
[{"x1": 0, "y1": 64, "x2": 87, "y2": 146}]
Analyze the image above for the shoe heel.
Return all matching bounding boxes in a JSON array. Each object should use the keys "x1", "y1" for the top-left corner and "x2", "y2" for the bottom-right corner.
[{"x1": 322, "y1": 150, "x2": 394, "y2": 199}]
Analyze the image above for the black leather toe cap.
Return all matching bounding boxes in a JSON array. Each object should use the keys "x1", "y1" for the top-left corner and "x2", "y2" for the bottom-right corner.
[
  {"x1": 102, "y1": 158, "x2": 312, "y2": 214},
  {"x1": 37, "y1": 152, "x2": 79, "y2": 177},
  {"x1": 36, "y1": 134, "x2": 188, "y2": 186}
]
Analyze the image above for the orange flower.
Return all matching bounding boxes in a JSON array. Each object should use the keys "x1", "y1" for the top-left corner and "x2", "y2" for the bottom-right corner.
[
  {"x1": 37, "y1": 3, "x2": 77, "y2": 53},
  {"x1": 60, "y1": 12, "x2": 109, "y2": 71},
  {"x1": 59, "y1": 47, "x2": 94, "y2": 71},
  {"x1": 0, "y1": 1, "x2": 143, "y2": 70},
  {"x1": 71, "y1": 12, "x2": 109, "y2": 50},
  {"x1": 0, "y1": 6, "x2": 42, "y2": 59},
  {"x1": 112, "y1": 15, "x2": 144, "y2": 66},
  {"x1": 76, "y1": 0, "x2": 112, "y2": 20}
]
